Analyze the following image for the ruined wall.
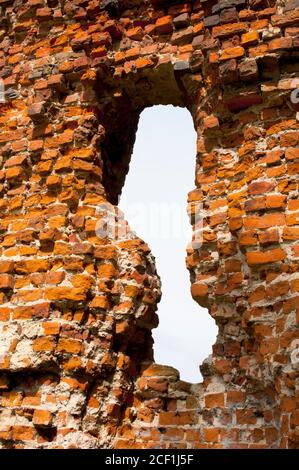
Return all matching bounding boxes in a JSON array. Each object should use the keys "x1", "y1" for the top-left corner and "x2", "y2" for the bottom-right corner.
[{"x1": 0, "y1": 0, "x2": 298, "y2": 449}]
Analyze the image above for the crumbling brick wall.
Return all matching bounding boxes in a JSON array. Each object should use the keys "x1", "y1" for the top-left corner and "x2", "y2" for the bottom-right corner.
[{"x1": 0, "y1": 0, "x2": 298, "y2": 449}]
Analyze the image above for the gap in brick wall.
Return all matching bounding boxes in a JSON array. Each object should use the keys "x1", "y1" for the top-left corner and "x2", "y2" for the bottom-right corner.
[{"x1": 119, "y1": 105, "x2": 218, "y2": 383}]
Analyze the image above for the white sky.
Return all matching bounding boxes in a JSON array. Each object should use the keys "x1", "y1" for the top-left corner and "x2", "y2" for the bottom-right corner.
[{"x1": 119, "y1": 105, "x2": 217, "y2": 383}]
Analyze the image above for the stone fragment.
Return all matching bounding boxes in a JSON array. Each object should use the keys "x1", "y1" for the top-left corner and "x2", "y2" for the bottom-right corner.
[
  {"x1": 28, "y1": 102, "x2": 45, "y2": 121},
  {"x1": 219, "y1": 59, "x2": 239, "y2": 83},
  {"x1": 171, "y1": 26, "x2": 194, "y2": 45},
  {"x1": 204, "y1": 15, "x2": 220, "y2": 27},
  {"x1": 220, "y1": 8, "x2": 239, "y2": 24},
  {"x1": 173, "y1": 61, "x2": 190, "y2": 72},
  {"x1": 173, "y1": 13, "x2": 190, "y2": 29},
  {"x1": 239, "y1": 58, "x2": 259, "y2": 81}
]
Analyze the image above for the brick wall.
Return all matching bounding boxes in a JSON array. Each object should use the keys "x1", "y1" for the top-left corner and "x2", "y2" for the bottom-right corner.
[{"x1": 0, "y1": 0, "x2": 298, "y2": 449}]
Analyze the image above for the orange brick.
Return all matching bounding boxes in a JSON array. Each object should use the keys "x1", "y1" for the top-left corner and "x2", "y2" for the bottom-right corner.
[
  {"x1": 33, "y1": 409, "x2": 53, "y2": 427},
  {"x1": 15, "y1": 259, "x2": 50, "y2": 274},
  {"x1": 126, "y1": 26, "x2": 143, "y2": 41},
  {"x1": 6, "y1": 167, "x2": 25, "y2": 181},
  {"x1": 12, "y1": 426, "x2": 35, "y2": 441},
  {"x1": 288, "y1": 200, "x2": 299, "y2": 211},
  {"x1": 204, "y1": 428, "x2": 219, "y2": 442},
  {"x1": 61, "y1": 376, "x2": 88, "y2": 392},
  {"x1": 89, "y1": 296, "x2": 109, "y2": 309},
  {"x1": 286, "y1": 213, "x2": 299, "y2": 225},
  {"x1": 13, "y1": 306, "x2": 33, "y2": 320},
  {"x1": 57, "y1": 338, "x2": 82, "y2": 354},
  {"x1": 220, "y1": 46, "x2": 245, "y2": 61},
  {"x1": 241, "y1": 31, "x2": 259, "y2": 47},
  {"x1": 269, "y1": 166, "x2": 288, "y2": 180},
  {"x1": 98, "y1": 263, "x2": 119, "y2": 279},
  {"x1": 244, "y1": 213, "x2": 285, "y2": 229},
  {"x1": 46, "y1": 175, "x2": 61, "y2": 188},
  {"x1": 212, "y1": 22, "x2": 248, "y2": 38},
  {"x1": 291, "y1": 279, "x2": 299, "y2": 292},
  {"x1": 249, "y1": 43, "x2": 268, "y2": 57},
  {"x1": 0, "y1": 307, "x2": 10, "y2": 321},
  {"x1": 285, "y1": 148, "x2": 299, "y2": 161},
  {"x1": 283, "y1": 227, "x2": 299, "y2": 240},
  {"x1": 259, "y1": 228, "x2": 279, "y2": 245},
  {"x1": 42, "y1": 322, "x2": 60, "y2": 335},
  {"x1": 45, "y1": 287, "x2": 86, "y2": 301},
  {"x1": 0, "y1": 274, "x2": 14, "y2": 290},
  {"x1": 62, "y1": 357, "x2": 82, "y2": 371},
  {"x1": 251, "y1": 19, "x2": 269, "y2": 30},
  {"x1": 191, "y1": 283, "x2": 208, "y2": 297},
  {"x1": 269, "y1": 37, "x2": 292, "y2": 51},
  {"x1": 266, "y1": 194, "x2": 286, "y2": 209},
  {"x1": 22, "y1": 396, "x2": 41, "y2": 407},
  {"x1": 12, "y1": 289, "x2": 42, "y2": 303},
  {"x1": 0, "y1": 260, "x2": 14, "y2": 273},
  {"x1": 155, "y1": 16, "x2": 173, "y2": 35},
  {"x1": 281, "y1": 131, "x2": 299, "y2": 147},
  {"x1": 205, "y1": 393, "x2": 225, "y2": 408},
  {"x1": 33, "y1": 337, "x2": 55, "y2": 352},
  {"x1": 135, "y1": 57, "x2": 154, "y2": 70},
  {"x1": 45, "y1": 271, "x2": 65, "y2": 285},
  {"x1": 246, "y1": 248, "x2": 286, "y2": 265}
]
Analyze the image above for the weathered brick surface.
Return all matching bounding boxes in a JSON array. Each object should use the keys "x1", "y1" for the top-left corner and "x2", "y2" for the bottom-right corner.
[{"x1": 0, "y1": 0, "x2": 298, "y2": 449}]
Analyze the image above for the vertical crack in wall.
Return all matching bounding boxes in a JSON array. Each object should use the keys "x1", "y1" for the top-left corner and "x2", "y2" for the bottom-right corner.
[{"x1": 118, "y1": 105, "x2": 217, "y2": 382}]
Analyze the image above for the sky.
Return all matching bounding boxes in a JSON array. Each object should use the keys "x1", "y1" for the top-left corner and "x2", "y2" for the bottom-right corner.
[{"x1": 119, "y1": 105, "x2": 218, "y2": 383}]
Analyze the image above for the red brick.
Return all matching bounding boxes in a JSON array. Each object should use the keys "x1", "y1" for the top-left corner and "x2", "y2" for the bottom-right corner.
[
  {"x1": 247, "y1": 181, "x2": 274, "y2": 195},
  {"x1": 227, "y1": 391, "x2": 246, "y2": 404},
  {"x1": 236, "y1": 410, "x2": 257, "y2": 425},
  {"x1": 269, "y1": 37, "x2": 292, "y2": 51}
]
